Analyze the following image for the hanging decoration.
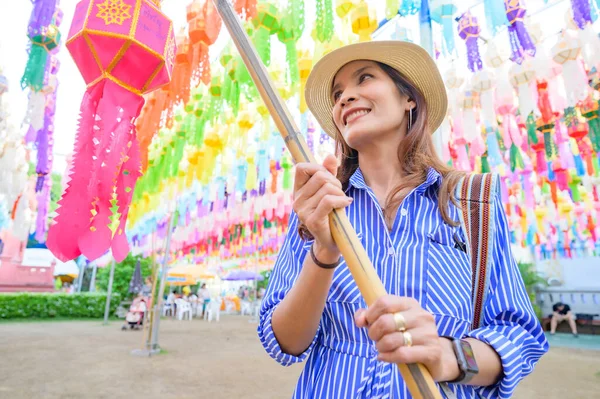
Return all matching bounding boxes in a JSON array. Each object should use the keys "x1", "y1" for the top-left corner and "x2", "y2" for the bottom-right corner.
[
  {"x1": 429, "y1": 0, "x2": 457, "y2": 55},
  {"x1": 21, "y1": 0, "x2": 60, "y2": 91},
  {"x1": 504, "y1": 0, "x2": 536, "y2": 64},
  {"x1": 458, "y1": 11, "x2": 483, "y2": 73},
  {"x1": 483, "y1": 0, "x2": 509, "y2": 36},
  {"x1": 46, "y1": 0, "x2": 175, "y2": 263}
]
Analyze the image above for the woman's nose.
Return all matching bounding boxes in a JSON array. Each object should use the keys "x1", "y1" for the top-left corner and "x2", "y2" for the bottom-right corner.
[{"x1": 341, "y1": 94, "x2": 357, "y2": 107}]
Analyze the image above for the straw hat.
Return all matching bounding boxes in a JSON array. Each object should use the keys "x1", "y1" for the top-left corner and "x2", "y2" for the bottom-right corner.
[{"x1": 305, "y1": 40, "x2": 448, "y2": 138}]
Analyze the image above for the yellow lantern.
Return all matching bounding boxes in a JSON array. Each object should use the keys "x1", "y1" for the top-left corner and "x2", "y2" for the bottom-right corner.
[
  {"x1": 298, "y1": 49, "x2": 313, "y2": 113},
  {"x1": 351, "y1": 1, "x2": 377, "y2": 42}
]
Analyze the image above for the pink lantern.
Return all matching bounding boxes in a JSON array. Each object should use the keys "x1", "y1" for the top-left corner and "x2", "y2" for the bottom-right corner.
[{"x1": 47, "y1": 0, "x2": 175, "y2": 263}]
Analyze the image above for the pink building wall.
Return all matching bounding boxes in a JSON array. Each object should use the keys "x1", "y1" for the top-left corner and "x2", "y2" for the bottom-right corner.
[{"x1": 0, "y1": 232, "x2": 55, "y2": 292}]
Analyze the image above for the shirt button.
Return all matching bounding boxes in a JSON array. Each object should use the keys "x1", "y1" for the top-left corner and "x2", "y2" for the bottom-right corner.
[
  {"x1": 388, "y1": 247, "x2": 395, "y2": 256},
  {"x1": 400, "y1": 209, "x2": 408, "y2": 217}
]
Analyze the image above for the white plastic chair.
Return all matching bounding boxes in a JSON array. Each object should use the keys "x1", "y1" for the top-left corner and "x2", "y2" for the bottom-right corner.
[
  {"x1": 162, "y1": 303, "x2": 173, "y2": 317},
  {"x1": 176, "y1": 299, "x2": 192, "y2": 321},
  {"x1": 204, "y1": 297, "x2": 221, "y2": 322},
  {"x1": 241, "y1": 300, "x2": 252, "y2": 316}
]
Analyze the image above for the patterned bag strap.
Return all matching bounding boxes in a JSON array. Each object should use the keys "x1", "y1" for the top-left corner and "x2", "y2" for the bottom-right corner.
[
  {"x1": 455, "y1": 173, "x2": 500, "y2": 330},
  {"x1": 440, "y1": 173, "x2": 499, "y2": 399}
]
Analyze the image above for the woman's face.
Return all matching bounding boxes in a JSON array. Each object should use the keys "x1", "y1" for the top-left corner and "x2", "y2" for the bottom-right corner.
[{"x1": 331, "y1": 60, "x2": 414, "y2": 149}]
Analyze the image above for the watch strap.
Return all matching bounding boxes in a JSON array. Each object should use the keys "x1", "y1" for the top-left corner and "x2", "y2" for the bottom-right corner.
[{"x1": 441, "y1": 336, "x2": 477, "y2": 385}]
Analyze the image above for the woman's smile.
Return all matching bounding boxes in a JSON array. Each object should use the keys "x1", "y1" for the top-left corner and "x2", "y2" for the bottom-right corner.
[{"x1": 343, "y1": 108, "x2": 371, "y2": 126}]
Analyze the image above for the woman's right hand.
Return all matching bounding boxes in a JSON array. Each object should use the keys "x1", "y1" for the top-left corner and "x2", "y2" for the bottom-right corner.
[{"x1": 293, "y1": 154, "x2": 353, "y2": 261}]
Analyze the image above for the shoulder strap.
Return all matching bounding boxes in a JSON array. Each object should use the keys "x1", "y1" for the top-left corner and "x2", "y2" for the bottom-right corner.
[{"x1": 455, "y1": 173, "x2": 500, "y2": 330}]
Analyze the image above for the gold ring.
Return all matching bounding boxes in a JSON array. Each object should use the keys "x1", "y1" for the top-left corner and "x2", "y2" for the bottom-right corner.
[
  {"x1": 403, "y1": 331, "x2": 413, "y2": 347},
  {"x1": 393, "y1": 312, "x2": 406, "y2": 332}
]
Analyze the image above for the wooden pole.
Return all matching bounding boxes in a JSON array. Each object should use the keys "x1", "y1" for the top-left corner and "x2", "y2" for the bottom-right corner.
[{"x1": 212, "y1": 1, "x2": 441, "y2": 398}]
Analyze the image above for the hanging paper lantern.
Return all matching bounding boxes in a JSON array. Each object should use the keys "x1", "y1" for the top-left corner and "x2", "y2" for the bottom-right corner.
[
  {"x1": 234, "y1": 0, "x2": 258, "y2": 20},
  {"x1": 390, "y1": 18, "x2": 413, "y2": 42},
  {"x1": 277, "y1": 0, "x2": 304, "y2": 85},
  {"x1": 251, "y1": 2, "x2": 280, "y2": 66},
  {"x1": 503, "y1": 0, "x2": 536, "y2": 64},
  {"x1": 21, "y1": 1, "x2": 61, "y2": 91},
  {"x1": 571, "y1": 0, "x2": 595, "y2": 29},
  {"x1": 535, "y1": 80, "x2": 558, "y2": 162},
  {"x1": 472, "y1": 69, "x2": 497, "y2": 128},
  {"x1": 189, "y1": 0, "x2": 222, "y2": 85},
  {"x1": 399, "y1": 0, "x2": 421, "y2": 16},
  {"x1": 430, "y1": 0, "x2": 457, "y2": 55},
  {"x1": 170, "y1": 30, "x2": 192, "y2": 103},
  {"x1": 315, "y1": 0, "x2": 334, "y2": 43},
  {"x1": 552, "y1": 31, "x2": 589, "y2": 107},
  {"x1": 351, "y1": 0, "x2": 378, "y2": 42},
  {"x1": 509, "y1": 58, "x2": 538, "y2": 118},
  {"x1": 580, "y1": 96, "x2": 600, "y2": 153},
  {"x1": 47, "y1": 0, "x2": 176, "y2": 263},
  {"x1": 336, "y1": 0, "x2": 355, "y2": 19},
  {"x1": 458, "y1": 11, "x2": 483, "y2": 73},
  {"x1": 298, "y1": 49, "x2": 312, "y2": 114}
]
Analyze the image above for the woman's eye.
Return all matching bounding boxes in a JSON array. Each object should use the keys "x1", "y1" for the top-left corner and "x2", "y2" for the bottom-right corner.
[
  {"x1": 333, "y1": 91, "x2": 342, "y2": 102},
  {"x1": 359, "y1": 73, "x2": 373, "y2": 83}
]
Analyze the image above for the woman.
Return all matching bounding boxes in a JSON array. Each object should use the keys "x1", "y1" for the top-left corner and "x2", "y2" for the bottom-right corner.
[{"x1": 258, "y1": 41, "x2": 548, "y2": 398}]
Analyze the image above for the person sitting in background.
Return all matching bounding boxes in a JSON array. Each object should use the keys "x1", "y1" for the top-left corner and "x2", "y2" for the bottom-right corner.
[{"x1": 551, "y1": 302, "x2": 578, "y2": 337}]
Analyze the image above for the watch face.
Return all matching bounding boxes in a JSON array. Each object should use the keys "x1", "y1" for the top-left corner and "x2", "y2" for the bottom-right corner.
[{"x1": 460, "y1": 340, "x2": 479, "y2": 372}]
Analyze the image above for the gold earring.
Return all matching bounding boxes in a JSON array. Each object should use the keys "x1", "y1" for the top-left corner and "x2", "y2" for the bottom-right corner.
[{"x1": 408, "y1": 108, "x2": 413, "y2": 131}]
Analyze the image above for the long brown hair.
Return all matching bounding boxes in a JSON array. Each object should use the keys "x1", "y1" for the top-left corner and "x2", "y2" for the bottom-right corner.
[{"x1": 299, "y1": 62, "x2": 464, "y2": 240}]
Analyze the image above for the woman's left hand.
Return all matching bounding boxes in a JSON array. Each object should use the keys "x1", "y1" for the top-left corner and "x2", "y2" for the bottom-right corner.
[{"x1": 354, "y1": 295, "x2": 458, "y2": 382}]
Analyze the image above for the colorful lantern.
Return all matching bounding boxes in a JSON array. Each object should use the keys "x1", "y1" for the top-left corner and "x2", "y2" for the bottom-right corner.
[
  {"x1": 21, "y1": 1, "x2": 61, "y2": 91},
  {"x1": 315, "y1": 0, "x2": 334, "y2": 43},
  {"x1": 189, "y1": 0, "x2": 222, "y2": 85},
  {"x1": 503, "y1": 0, "x2": 536, "y2": 64},
  {"x1": 277, "y1": 0, "x2": 304, "y2": 84},
  {"x1": 458, "y1": 11, "x2": 483, "y2": 73},
  {"x1": 430, "y1": 0, "x2": 457, "y2": 55},
  {"x1": 297, "y1": 49, "x2": 313, "y2": 113},
  {"x1": 234, "y1": 0, "x2": 258, "y2": 20},
  {"x1": 351, "y1": 1, "x2": 378, "y2": 42},
  {"x1": 47, "y1": 0, "x2": 175, "y2": 263},
  {"x1": 399, "y1": 0, "x2": 421, "y2": 16},
  {"x1": 552, "y1": 31, "x2": 589, "y2": 107},
  {"x1": 509, "y1": 58, "x2": 538, "y2": 117}
]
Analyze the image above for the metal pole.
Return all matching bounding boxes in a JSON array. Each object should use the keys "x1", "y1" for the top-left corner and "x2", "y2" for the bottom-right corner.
[
  {"x1": 103, "y1": 259, "x2": 116, "y2": 325},
  {"x1": 89, "y1": 262, "x2": 98, "y2": 292},
  {"x1": 149, "y1": 212, "x2": 176, "y2": 352}
]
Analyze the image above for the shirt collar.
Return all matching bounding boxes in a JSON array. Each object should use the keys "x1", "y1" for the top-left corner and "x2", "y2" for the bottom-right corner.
[{"x1": 346, "y1": 167, "x2": 443, "y2": 195}]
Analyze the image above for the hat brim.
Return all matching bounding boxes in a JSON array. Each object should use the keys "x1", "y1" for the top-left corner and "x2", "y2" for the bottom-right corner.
[{"x1": 305, "y1": 41, "x2": 448, "y2": 139}]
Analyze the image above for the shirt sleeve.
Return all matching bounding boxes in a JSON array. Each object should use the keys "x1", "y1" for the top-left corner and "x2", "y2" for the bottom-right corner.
[
  {"x1": 257, "y1": 212, "x2": 320, "y2": 367},
  {"x1": 466, "y1": 194, "x2": 549, "y2": 399}
]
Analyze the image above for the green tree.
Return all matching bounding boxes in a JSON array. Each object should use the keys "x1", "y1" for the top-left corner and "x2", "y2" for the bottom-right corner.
[
  {"x1": 518, "y1": 262, "x2": 547, "y2": 320},
  {"x1": 96, "y1": 253, "x2": 153, "y2": 301}
]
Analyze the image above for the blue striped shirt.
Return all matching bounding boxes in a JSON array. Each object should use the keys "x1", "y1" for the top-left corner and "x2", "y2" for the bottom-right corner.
[{"x1": 258, "y1": 167, "x2": 549, "y2": 398}]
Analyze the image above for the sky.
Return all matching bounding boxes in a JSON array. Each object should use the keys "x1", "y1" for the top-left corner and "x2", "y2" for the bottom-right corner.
[{"x1": 0, "y1": 0, "x2": 573, "y2": 174}]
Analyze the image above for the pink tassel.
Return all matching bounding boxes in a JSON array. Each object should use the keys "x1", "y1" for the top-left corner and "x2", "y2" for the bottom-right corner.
[
  {"x1": 111, "y1": 135, "x2": 142, "y2": 262},
  {"x1": 47, "y1": 83, "x2": 104, "y2": 261},
  {"x1": 455, "y1": 145, "x2": 471, "y2": 171}
]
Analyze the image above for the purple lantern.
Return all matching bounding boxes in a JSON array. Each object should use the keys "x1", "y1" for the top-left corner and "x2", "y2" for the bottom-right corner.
[
  {"x1": 504, "y1": 0, "x2": 536, "y2": 64},
  {"x1": 458, "y1": 11, "x2": 483, "y2": 73},
  {"x1": 570, "y1": 0, "x2": 594, "y2": 29}
]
